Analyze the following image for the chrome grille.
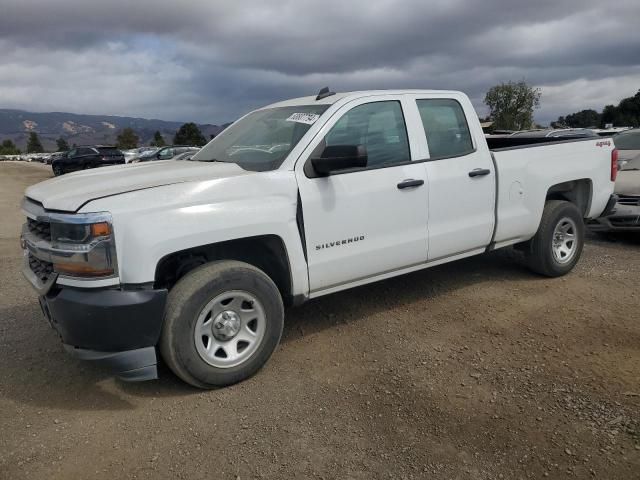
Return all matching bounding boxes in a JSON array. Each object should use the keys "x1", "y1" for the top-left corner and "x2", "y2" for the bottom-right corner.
[{"x1": 26, "y1": 217, "x2": 51, "y2": 242}]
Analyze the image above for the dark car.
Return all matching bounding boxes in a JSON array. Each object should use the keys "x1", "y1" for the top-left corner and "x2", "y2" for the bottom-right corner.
[
  {"x1": 52, "y1": 146, "x2": 125, "y2": 176},
  {"x1": 131, "y1": 146, "x2": 200, "y2": 163},
  {"x1": 47, "y1": 151, "x2": 67, "y2": 165}
]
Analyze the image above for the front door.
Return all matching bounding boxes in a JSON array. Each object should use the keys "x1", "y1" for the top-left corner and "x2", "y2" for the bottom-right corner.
[{"x1": 295, "y1": 97, "x2": 429, "y2": 294}]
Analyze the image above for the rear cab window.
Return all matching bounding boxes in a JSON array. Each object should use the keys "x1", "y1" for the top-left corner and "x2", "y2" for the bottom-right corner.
[{"x1": 416, "y1": 99, "x2": 474, "y2": 159}]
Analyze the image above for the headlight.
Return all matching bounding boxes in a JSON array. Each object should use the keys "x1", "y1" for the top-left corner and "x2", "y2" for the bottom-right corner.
[{"x1": 49, "y1": 214, "x2": 118, "y2": 278}]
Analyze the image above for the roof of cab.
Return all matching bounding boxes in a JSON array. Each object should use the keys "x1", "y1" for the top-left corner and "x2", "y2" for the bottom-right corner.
[{"x1": 260, "y1": 89, "x2": 465, "y2": 110}]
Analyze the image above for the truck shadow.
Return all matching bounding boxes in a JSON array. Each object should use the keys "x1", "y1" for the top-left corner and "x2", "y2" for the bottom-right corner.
[
  {"x1": 1, "y1": 248, "x2": 534, "y2": 410},
  {"x1": 586, "y1": 230, "x2": 640, "y2": 247},
  {"x1": 0, "y1": 281, "x2": 194, "y2": 410},
  {"x1": 280, "y1": 248, "x2": 533, "y2": 346}
]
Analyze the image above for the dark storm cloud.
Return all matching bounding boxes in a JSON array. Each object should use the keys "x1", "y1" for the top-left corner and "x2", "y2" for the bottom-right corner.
[{"x1": 1, "y1": 0, "x2": 639, "y2": 123}]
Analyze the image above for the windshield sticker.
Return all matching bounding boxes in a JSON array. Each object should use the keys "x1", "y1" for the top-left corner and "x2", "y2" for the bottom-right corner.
[{"x1": 286, "y1": 113, "x2": 320, "y2": 125}]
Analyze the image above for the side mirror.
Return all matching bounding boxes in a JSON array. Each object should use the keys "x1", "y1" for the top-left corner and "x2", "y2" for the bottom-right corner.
[{"x1": 310, "y1": 145, "x2": 367, "y2": 176}]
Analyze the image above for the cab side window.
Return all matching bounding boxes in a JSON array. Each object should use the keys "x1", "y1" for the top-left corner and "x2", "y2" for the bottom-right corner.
[
  {"x1": 324, "y1": 101, "x2": 411, "y2": 169},
  {"x1": 417, "y1": 99, "x2": 474, "y2": 159}
]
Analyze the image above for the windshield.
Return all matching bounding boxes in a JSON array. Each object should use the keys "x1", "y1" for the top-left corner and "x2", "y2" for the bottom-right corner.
[{"x1": 191, "y1": 105, "x2": 330, "y2": 171}]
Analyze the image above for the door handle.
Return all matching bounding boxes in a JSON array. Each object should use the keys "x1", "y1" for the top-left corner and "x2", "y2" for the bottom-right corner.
[
  {"x1": 397, "y1": 179, "x2": 424, "y2": 189},
  {"x1": 468, "y1": 168, "x2": 491, "y2": 178}
]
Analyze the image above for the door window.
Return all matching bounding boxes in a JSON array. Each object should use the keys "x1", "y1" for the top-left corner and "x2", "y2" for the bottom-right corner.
[
  {"x1": 417, "y1": 99, "x2": 474, "y2": 159},
  {"x1": 323, "y1": 101, "x2": 411, "y2": 169}
]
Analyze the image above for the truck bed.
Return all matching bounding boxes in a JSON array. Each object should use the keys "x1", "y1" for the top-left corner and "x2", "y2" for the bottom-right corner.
[{"x1": 489, "y1": 137, "x2": 613, "y2": 248}]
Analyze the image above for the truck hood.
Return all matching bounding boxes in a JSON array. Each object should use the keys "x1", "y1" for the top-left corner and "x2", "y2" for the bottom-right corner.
[{"x1": 26, "y1": 161, "x2": 250, "y2": 212}]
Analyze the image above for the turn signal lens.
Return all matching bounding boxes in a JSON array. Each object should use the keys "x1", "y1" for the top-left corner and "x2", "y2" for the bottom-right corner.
[
  {"x1": 53, "y1": 262, "x2": 114, "y2": 277},
  {"x1": 90, "y1": 222, "x2": 111, "y2": 237}
]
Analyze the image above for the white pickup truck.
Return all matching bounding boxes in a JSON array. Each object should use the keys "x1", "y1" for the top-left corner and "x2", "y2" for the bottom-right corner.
[{"x1": 21, "y1": 89, "x2": 617, "y2": 388}]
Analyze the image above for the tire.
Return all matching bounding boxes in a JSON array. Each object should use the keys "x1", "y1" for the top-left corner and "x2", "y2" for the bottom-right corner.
[
  {"x1": 525, "y1": 200, "x2": 585, "y2": 277},
  {"x1": 160, "y1": 260, "x2": 284, "y2": 388},
  {"x1": 52, "y1": 165, "x2": 64, "y2": 176}
]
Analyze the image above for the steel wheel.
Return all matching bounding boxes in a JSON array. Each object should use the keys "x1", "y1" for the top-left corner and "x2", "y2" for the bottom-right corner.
[
  {"x1": 551, "y1": 217, "x2": 578, "y2": 264},
  {"x1": 194, "y1": 290, "x2": 266, "y2": 368}
]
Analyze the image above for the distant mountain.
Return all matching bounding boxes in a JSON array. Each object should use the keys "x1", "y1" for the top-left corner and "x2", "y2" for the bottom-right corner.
[{"x1": 0, "y1": 108, "x2": 230, "y2": 151}]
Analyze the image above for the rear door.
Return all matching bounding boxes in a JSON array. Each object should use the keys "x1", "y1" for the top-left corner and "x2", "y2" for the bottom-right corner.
[
  {"x1": 295, "y1": 96, "x2": 429, "y2": 294},
  {"x1": 407, "y1": 95, "x2": 495, "y2": 260}
]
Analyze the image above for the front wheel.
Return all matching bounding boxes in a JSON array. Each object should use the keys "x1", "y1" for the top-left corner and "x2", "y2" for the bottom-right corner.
[
  {"x1": 525, "y1": 200, "x2": 585, "y2": 277},
  {"x1": 52, "y1": 165, "x2": 64, "y2": 176},
  {"x1": 160, "y1": 260, "x2": 284, "y2": 388}
]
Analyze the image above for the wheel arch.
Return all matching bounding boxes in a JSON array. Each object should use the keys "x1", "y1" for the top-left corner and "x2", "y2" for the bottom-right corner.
[
  {"x1": 545, "y1": 178, "x2": 592, "y2": 217},
  {"x1": 154, "y1": 234, "x2": 295, "y2": 305}
]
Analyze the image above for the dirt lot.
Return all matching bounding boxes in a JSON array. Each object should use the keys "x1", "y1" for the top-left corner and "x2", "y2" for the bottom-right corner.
[{"x1": 0, "y1": 161, "x2": 638, "y2": 479}]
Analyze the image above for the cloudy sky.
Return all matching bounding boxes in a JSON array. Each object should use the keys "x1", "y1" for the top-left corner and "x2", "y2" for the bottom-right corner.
[{"x1": 1, "y1": 0, "x2": 639, "y2": 125}]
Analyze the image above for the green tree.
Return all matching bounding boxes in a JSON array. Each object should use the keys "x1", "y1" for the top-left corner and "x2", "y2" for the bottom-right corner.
[
  {"x1": 116, "y1": 127, "x2": 139, "y2": 149},
  {"x1": 56, "y1": 137, "x2": 69, "y2": 152},
  {"x1": 553, "y1": 109, "x2": 600, "y2": 129},
  {"x1": 601, "y1": 90, "x2": 640, "y2": 127},
  {"x1": 173, "y1": 123, "x2": 206, "y2": 146},
  {"x1": 484, "y1": 80, "x2": 541, "y2": 131},
  {"x1": 26, "y1": 132, "x2": 44, "y2": 153},
  {"x1": 150, "y1": 130, "x2": 166, "y2": 147},
  {"x1": 0, "y1": 139, "x2": 21, "y2": 155}
]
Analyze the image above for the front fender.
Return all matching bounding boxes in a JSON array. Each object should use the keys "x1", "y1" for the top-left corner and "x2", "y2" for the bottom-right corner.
[{"x1": 81, "y1": 171, "x2": 309, "y2": 296}]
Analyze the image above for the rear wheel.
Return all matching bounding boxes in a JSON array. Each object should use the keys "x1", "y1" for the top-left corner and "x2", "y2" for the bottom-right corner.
[
  {"x1": 160, "y1": 260, "x2": 284, "y2": 388},
  {"x1": 525, "y1": 200, "x2": 584, "y2": 277}
]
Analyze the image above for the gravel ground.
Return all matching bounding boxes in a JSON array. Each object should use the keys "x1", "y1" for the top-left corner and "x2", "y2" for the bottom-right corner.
[{"x1": 0, "y1": 161, "x2": 638, "y2": 479}]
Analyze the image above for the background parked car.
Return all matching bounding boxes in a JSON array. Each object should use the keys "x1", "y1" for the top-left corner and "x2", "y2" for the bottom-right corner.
[
  {"x1": 509, "y1": 128, "x2": 598, "y2": 138},
  {"x1": 130, "y1": 146, "x2": 200, "y2": 163},
  {"x1": 173, "y1": 149, "x2": 200, "y2": 161},
  {"x1": 46, "y1": 151, "x2": 66, "y2": 165},
  {"x1": 589, "y1": 128, "x2": 640, "y2": 232},
  {"x1": 52, "y1": 146, "x2": 125, "y2": 176},
  {"x1": 123, "y1": 147, "x2": 157, "y2": 163}
]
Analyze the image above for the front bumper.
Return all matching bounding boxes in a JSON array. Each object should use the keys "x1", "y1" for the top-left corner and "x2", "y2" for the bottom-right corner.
[{"x1": 39, "y1": 286, "x2": 167, "y2": 381}]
